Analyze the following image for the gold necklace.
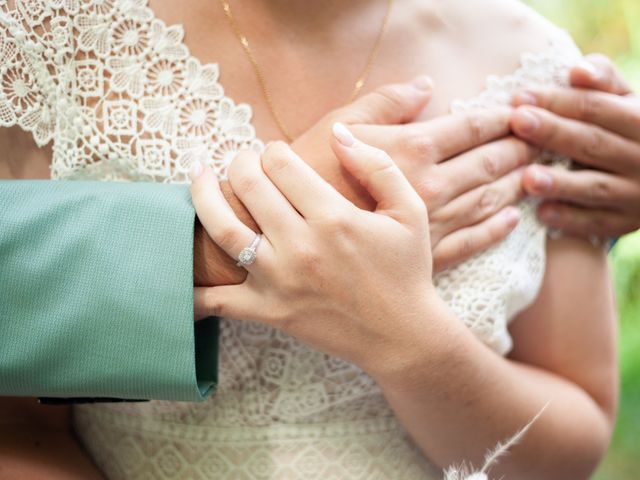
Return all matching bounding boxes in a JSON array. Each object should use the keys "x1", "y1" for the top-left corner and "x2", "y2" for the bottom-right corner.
[{"x1": 220, "y1": 0, "x2": 394, "y2": 142}]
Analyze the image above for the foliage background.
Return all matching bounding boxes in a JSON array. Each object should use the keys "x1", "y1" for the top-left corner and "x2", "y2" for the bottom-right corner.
[{"x1": 525, "y1": 1, "x2": 640, "y2": 478}]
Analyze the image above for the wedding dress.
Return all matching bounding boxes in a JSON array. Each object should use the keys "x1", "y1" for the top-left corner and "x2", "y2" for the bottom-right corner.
[{"x1": 0, "y1": 1, "x2": 582, "y2": 478}]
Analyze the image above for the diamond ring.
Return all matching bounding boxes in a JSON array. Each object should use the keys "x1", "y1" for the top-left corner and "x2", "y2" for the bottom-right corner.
[{"x1": 236, "y1": 233, "x2": 262, "y2": 268}]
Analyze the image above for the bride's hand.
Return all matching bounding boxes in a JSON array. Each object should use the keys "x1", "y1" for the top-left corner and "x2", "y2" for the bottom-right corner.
[
  {"x1": 293, "y1": 81, "x2": 535, "y2": 273},
  {"x1": 190, "y1": 126, "x2": 436, "y2": 375}
]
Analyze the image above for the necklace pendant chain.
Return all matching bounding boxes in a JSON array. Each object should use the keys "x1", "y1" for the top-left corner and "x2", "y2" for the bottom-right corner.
[{"x1": 220, "y1": 0, "x2": 394, "y2": 143}]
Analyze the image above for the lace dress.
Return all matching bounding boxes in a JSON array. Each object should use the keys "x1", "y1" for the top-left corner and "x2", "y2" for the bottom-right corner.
[{"x1": 0, "y1": 1, "x2": 582, "y2": 478}]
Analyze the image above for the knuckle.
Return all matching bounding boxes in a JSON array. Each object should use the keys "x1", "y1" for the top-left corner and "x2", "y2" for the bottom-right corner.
[
  {"x1": 363, "y1": 152, "x2": 398, "y2": 188},
  {"x1": 345, "y1": 86, "x2": 405, "y2": 124},
  {"x1": 587, "y1": 177, "x2": 611, "y2": 204},
  {"x1": 589, "y1": 212, "x2": 608, "y2": 232},
  {"x1": 416, "y1": 177, "x2": 444, "y2": 203},
  {"x1": 206, "y1": 292, "x2": 225, "y2": 318},
  {"x1": 216, "y1": 227, "x2": 241, "y2": 251},
  {"x1": 464, "y1": 113, "x2": 486, "y2": 144},
  {"x1": 320, "y1": 209, "x2": 353, "y2": 234},
  {"x1": 576, "y1": 92, "x2": 601, "y2": 119},
  {"x1": 458, "y1": 233, "x2": 476, "y2": 259},
  {"x1": 410, "y1": 200, "x2": 428, "y2": 220},
  {"x1": 478, "y1": 186, "x2": 499, "y2": 214},
  {"x1": 291, "y1": 244, "x2": 321, "y2": 270},
  {"x1": 403, "y1": 195, "x2": 427, "y2": 221},
  {"x1": 406, "y1": 134, "x2": 438, "y2": 160},
  {"x1": 228, "y1": 150, "x2": 258, "y2": 180},
  {"x1": 233, "y1": 174, "x2": 260, "y2": 196},
  {"x1": 481, "y1": 153, "x2": 499, "y2": 178},
  {"x1": 581, "y1": 129, "x2": 606, "y2": 160},
  {"x1": 374, "y1": 84, "x2": 405, "y2": 109},
  {"x1": 262, "y1": 141, "x2": 291, "y2": 173}
]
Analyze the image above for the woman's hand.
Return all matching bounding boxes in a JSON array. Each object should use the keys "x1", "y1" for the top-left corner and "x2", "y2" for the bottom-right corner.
[
  {"x1": 190, "y1": 125, "x2": 438, "y2": 376},
  {"x1": 511, "y1": 54, "x2": 640, "y2": 238},
  {"x1": 294, "y1": 80, "x2": 534, "y2": 273}
]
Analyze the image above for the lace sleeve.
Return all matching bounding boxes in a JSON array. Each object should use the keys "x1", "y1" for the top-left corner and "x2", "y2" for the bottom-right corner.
[{"x1": 0, "y1": 1, "x2": 58, "y2": 147}]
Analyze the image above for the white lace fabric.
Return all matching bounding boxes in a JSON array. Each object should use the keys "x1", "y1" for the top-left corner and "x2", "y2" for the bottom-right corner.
[{"x1": 0, "y1": 1, "x2": 583, "y2": 478}]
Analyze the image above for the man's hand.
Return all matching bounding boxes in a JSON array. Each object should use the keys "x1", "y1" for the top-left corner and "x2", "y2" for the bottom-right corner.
[
  {"x1": 511, "y1": 54, "x2": 640, "y2": 238},
  {"x1": 350, "y1": 109, "x2": 534, "y2": 272}
]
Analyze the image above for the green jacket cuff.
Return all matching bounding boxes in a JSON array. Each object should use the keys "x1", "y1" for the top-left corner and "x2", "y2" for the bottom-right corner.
[{"x1": 0, "y1": 180, "x2": 218, "y2": 401}]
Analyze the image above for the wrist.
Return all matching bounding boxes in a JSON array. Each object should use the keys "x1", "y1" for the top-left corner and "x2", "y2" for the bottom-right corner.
[{"x1": 363, "y1": 290, "x2": 462, "y2": 390}]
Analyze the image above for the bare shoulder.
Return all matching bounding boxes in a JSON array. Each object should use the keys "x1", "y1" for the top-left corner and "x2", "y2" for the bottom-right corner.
[
  {"x1": 398, "y1": 0, "x2": 579, "y2": 115},
  {"x1": 441, "y1": 0, "x2": 565, "y2": 46},
  {"x1": 434, "y1": 0, "x2": 574, "y2": 74}
]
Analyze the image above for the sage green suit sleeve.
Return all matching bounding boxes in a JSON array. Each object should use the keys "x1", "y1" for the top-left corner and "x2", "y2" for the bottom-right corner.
[{"x1": 0, "y1": 180, "x2": 218, "y2": 402}]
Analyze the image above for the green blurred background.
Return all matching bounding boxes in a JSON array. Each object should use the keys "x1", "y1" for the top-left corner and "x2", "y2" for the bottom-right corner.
[{"x1": 526, "y1": 1, "x2": 640, "y2": 478}]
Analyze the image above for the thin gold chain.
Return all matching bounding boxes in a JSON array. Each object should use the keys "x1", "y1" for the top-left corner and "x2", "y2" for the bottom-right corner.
[{"x1": 220, "y1": 0, "x2": 394, "y2": 142}]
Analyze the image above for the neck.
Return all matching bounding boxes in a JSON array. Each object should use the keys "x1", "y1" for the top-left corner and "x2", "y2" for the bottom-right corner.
[{"x1": 233, "y1": 0, "x2": 388, "y2": 34}]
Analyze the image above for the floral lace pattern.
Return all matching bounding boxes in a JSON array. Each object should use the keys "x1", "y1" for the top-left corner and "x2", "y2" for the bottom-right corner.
[
  {"x1": 0, "y1": 1, "x2": 582, "y2": 478},
  {"x1": 0, "y1": 0, "x2": 262, "y2": 182}
]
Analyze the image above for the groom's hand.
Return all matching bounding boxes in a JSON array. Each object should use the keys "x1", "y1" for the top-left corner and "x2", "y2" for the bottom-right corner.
[{"x1": 511, "y1": 54, "x2": 640, "y2": 238}]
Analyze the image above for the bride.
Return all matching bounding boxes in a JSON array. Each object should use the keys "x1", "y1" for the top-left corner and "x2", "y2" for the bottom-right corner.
[{"x1": 0, "y1": 0, "x2": 618, "y2": 478}]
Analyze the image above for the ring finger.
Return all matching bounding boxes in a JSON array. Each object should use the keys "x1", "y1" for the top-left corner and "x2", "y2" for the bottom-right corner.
[
  {"x1": 227, "y1": 148, "x2": 304, "y2": 243},
  {"x1": 190, "y1": 162, "x2": 273, "y2": 272}
]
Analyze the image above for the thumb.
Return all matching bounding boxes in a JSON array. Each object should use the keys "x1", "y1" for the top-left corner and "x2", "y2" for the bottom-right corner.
[
  {"x1": 330, "y1": 122, "x2": 425, "y2": 223},
  {"x1": 334, "y1": 75, "x2": 433, "y2": 126}
]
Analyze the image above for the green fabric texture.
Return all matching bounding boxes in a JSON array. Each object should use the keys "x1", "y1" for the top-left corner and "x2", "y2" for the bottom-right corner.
[{"x1": 0, "y1": 180, "x2": 218, "y2": 401}]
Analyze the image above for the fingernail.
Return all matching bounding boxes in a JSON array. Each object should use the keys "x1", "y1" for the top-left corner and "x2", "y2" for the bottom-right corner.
[
  {"x1": 502, "y1": 207, "x2": 520, "y2": 227},
  {"x1": 576, "y1": 59, "x2": 598, "y2": 78},
  {"x1": 512, "y1": 91, "x2": 538, "y2": 106},
  {"x1": 189, "y1": 160, "x2": 203, "y2": 180},
  {"x1": 333, "y1": 122, "x2": 355, "y2": 147},
  {"x1": 530, "y1": 166, "x2": 552, "y2": 192},
  {"x1": 514, "y1": 108, "x2": 541, "y2": 134},
  {"x1": 411, "y1": 75, "x2": 433, "y2": 92}
]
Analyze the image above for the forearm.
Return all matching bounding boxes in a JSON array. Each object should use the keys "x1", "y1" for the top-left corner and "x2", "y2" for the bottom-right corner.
[
  {"x1": 370, "y1": 297, "x2": 613, "y2": 480},
  {"x1": 0, "y1": 426, "x2": 104, "y2": 479},
  {"x1": 0, "y1": 398, "x2": 103, "y2": 479}
]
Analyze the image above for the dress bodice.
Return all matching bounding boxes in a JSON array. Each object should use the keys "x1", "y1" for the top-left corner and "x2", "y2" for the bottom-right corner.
[{"x1": 0, "y1": 1, "x2": 582, "y2": 478}]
